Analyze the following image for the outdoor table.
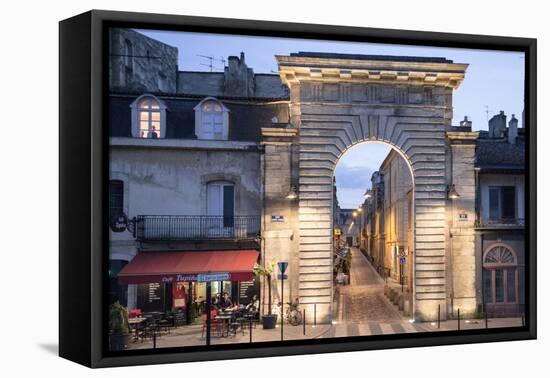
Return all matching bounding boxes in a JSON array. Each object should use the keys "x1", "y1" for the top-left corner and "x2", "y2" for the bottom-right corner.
[
  {"x1": 128, "y1": 317, "x2": 146, "y2": 342},
  {"x1": 215, "y1": 314, "x2": 233, "y2": 337}
]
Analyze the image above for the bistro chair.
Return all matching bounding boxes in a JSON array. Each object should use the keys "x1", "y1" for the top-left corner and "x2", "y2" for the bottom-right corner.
[
  {"x1": 158, "y1": 313, "x2": 172, "y2": 335},
  {"x1": 137, "y1": 316, "x2": 156, "y2": 342},
  {"x1": 230, "y1": 312, "x2": 245, "y2": 337},
  {"x1": 201, "y1": 314, "x2": 222, "y2": 338}
]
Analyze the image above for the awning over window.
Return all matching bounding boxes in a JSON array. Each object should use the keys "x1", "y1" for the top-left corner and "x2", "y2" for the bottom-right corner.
[{"x1": 117, "y1": 250, "x2": 259, "y2": 285}]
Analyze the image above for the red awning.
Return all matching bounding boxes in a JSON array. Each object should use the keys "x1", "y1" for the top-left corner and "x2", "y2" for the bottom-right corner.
[{"x1": 117, "y1": 250, "x2": 259, "y2": 285}]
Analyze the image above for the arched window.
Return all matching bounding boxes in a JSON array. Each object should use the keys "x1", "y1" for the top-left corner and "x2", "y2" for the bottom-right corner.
[
  {"x1": 194, "y1": 97, "x2": 230, "y2": 140},
  {"x1": 482, "y1": 244, "x2": 518, "y2": 306},
  {"x1": 130, "y1": 94, "x2": 167, "y2": 138}
]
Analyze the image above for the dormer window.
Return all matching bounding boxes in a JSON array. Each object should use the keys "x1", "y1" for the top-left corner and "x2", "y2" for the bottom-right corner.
[
  {"x1": 194, "y1": 97, "x2": 230, "y2": 140},
  {"x1": 130, "y1": 94, "x2": 167, "y2": 139}
]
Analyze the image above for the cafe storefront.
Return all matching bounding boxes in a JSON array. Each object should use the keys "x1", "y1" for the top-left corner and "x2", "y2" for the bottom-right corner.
[{"x1": 118, "y1": 249, "x2": 260, "y2": 325}]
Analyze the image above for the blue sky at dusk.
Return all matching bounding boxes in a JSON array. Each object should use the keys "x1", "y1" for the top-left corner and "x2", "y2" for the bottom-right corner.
[{"x1": 137, "y1": 29, "x2": 525, "y2": 209}]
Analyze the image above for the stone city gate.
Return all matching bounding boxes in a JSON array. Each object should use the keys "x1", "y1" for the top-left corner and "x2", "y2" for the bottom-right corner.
[{"x1": 261, "y1": 52, "x2": 476, "y2": 323}]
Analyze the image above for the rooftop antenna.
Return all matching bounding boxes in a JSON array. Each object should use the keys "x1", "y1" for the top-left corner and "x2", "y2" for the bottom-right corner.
[
  {"x1": 197, "y1": 54, "x2": 226, "y2": 72},
  {"x1": 484, "y1": 105, "x2": 494, "y2": 123}
]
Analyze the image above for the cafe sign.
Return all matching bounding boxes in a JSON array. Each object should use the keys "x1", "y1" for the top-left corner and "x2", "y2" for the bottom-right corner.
[
  {"x1": 110, "y1": 213, "x2": 128, "y2": 232},
  {"x1": 197, "y1": 272, "x2": 231, "y2": 282},
  {"x1": 162, "y1": 273, "x2": 231, "y2": 282}
]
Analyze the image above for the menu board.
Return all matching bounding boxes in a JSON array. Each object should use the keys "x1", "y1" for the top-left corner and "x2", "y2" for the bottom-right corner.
[
  {"x1": 238, "y1": 279, "x2": 260, "y2": 305},
  {"x1": 173, "y1": 308, "x2": 186, "y2": 326},
  {"x1": 137, "y1": 283, "x2": 165, "y2": 312}
]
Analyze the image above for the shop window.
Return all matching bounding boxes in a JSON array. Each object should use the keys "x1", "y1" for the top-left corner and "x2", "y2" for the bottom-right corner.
[
  {"x1": 130, "y1": 94, "x2": 167, "y2": 139},
  {"x1": 194, "y1": 97, "x2": 230, "y2": 140}
]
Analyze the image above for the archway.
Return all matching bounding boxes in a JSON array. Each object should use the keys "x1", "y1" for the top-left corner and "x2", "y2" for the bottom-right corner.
[
  {"x1": 333, "y1": 141, "x2": 415, "y2": 324},
  {"x1": 276, "y1": 52, "x2": 468, "y2": 322}
]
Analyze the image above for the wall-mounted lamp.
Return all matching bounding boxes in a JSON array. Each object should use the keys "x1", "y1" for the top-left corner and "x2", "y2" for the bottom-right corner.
[
  {"x1": 286, "y1": 186, "x2": 298, "y2": 200},
  {"x1": 447, "y1": 184, "x2": 460, "y2": 199},
  {"x1": 357, "y1": 208, "x2": 363, "y2": 213}
]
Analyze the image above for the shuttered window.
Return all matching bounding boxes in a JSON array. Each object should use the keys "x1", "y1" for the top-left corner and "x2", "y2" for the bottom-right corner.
[{"x1": 109, "y1": 180, "x2": 124, "y2": 219}]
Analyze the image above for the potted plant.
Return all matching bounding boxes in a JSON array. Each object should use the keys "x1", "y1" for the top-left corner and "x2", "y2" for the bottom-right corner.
[
  {"x1": 109, "y1": 300, "x2": 130, "y2": 351},
  {"x1": 253, "y1": 261, "x2": 278, "y2": 329}
]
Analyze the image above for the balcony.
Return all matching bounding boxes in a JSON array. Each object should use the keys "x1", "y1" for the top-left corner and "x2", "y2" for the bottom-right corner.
[
  {"x1": 135, "y1": 215, "x2": 261, "y2": 241},
  {"x1": 477, "y1": 218, "x2": 525, "y2": 228}
]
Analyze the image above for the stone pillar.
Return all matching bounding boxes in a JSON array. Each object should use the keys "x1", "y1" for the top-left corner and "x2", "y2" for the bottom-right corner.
[
  {"x1": 260, "y1": 127, "x2": 299, "y2": 316},
  {"x1": 447, "y1": 131, "x2": 479, "y2": 316}
]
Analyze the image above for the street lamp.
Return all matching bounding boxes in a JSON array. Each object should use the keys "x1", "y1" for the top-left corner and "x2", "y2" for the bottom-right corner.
[
  {"x1": 363, "y1": 190, "x2": 372, "y2": 199},
  {"x1": 286, "y1": 186, "x2": 298, "y2": 200},
  {"x1": 447, "y1": 184, "x2": 460, "y2": 199}
]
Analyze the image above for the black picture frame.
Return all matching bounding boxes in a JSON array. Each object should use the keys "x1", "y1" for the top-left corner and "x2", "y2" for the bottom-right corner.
[{"x1": 59, "y1": 9, "x2": 537, "y2": 368}]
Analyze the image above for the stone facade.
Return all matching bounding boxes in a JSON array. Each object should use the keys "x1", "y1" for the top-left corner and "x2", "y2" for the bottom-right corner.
[
  {"x1": 276, "y1": 52, "x2": 468, "y2": 322},
  {"x1": 109, "y1": 28, "x2": 178, "y2": 93},
  {"x1": 474, "y1": 112, "x2": 526, "y2": 317},
  {"x1": 447, "y1": 131, "x2": 479, "y2": 316}
]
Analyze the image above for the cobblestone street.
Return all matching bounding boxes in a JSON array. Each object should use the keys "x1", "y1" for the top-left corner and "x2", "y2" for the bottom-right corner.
[
  {"x1": 322, "y1": 247, "x2": 427, "y2": 338},
  {"x1": 336, "y1": 247, "x2": 405, "y2": 324}
]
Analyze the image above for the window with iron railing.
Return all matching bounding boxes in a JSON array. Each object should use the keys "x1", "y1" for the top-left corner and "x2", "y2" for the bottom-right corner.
[
  {"x1": 481, "y1": 186, "x2": 523, "y2": 227},
  {"x1": 134, "y1": 215, "x2": 260, "y2": 241}
]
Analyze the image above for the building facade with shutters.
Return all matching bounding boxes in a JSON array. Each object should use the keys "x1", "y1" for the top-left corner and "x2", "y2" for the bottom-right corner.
[
  {"x1": 475, "y1": 112, "x2": 526, "y2": 317},
  {"x1": 108, "y1": 28, "x2": 289, "y2": 318}
]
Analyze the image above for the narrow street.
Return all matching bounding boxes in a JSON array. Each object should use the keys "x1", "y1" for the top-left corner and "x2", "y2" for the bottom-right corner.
[{"x1": 322, "y1": 247, "x2": 426, "y2": 338}]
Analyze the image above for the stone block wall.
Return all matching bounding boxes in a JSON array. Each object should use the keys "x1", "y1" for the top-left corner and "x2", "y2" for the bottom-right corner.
[{"x1": 448, "y1": 134, "x2": 478, "y2": 316}]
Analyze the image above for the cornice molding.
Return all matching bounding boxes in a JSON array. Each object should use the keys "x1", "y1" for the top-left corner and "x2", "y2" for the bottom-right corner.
[{"x1": 276, "y1": 55, "x2": 468, "y2": 89}]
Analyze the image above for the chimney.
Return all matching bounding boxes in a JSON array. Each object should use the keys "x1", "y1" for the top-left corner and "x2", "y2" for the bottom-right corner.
[
  {"x1": 508, "y1": 114, "x2": 518, "y2": 144},
  {"x1": 459, "y1": 116, "x2": 472, "y2": 129},
  {"x1": 224, "y1": 53, "x2": 254, "y2": 97},
  {"x1": 488, "y1": 111, "x2": 507, "y2": 138}
]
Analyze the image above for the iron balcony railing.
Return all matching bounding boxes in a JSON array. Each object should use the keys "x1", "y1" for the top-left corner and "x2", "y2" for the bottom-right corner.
[
  {"x1": 135, "y1": 215, "x2": 261, "y2": 241},
  {"x1": 477, "y1": 218, "x2": 525, "y2": 228}
]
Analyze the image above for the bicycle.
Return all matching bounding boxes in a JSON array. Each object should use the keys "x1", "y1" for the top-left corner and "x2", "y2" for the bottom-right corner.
[{"x1": 277, "y1": 298, "x2": 302, "y2": 326}]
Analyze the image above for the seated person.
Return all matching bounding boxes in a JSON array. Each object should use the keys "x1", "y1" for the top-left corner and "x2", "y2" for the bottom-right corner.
[
  {"x1": 206, "y1": 298, "x2": 218, "y2": 318},
  {"x1": 246, "y1": 294, "x2": 260, "y2": 313},
  {"x1": 219, "y1": 292, "x2": 233, "y2": 310}
]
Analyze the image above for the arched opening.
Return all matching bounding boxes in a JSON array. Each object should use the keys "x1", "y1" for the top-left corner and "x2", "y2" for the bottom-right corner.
[
  {"x1": 482, "y1": 243, "x2": 520, "y2": 316},
  {"x1": 332, "y1": 141, "x2": 415, "y2": 324}
]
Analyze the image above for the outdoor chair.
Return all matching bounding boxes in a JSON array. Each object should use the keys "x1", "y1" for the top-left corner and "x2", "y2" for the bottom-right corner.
[
  {"x1": 201, "y1": 315, "x2": 222, "y2": 338},
  {"x1": 229, "y1": 321, "x2": 244, "y2": 337}
]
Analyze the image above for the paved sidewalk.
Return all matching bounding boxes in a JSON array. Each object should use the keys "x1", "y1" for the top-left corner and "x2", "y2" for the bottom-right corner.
[
  {"x1": 127, "y1": 322, "x2": 331, "y2": 350},
  {"x1": 126, "y1": 246, "x2": 524, "y2": 350}
]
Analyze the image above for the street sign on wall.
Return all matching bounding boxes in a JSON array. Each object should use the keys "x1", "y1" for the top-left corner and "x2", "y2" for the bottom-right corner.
[{"x1": 271, "y1": 215, "x2": 285, "y2": 222}]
